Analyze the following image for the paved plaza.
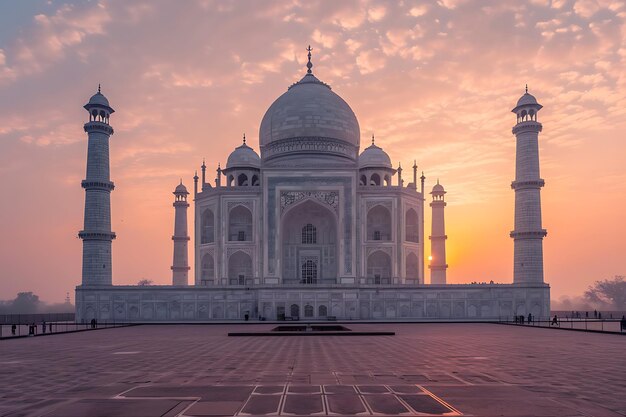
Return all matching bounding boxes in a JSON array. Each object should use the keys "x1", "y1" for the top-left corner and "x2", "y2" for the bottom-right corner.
[{"x1": 0, "y1": 323, "x2": 624, "y2": 416}]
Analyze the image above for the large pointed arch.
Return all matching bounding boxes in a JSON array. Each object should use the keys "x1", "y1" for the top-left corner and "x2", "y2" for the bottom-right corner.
[{"x1": 281, "y1": 198, "x2": 338, "y2": 284}]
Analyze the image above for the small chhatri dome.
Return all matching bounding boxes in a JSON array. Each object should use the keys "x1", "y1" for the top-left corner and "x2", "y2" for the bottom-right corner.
[
  {"x1": 358, "y1": 135, "x2": 392, "y2": 169},
  {"x1": 431, "y1": 179, "x2": 445, "y2": 194},
  {"x1": 84, "y1": 84, "x2": 114, "y2": 112},
  {"x1": 226, "y1": 136, "x2": 261, "y2": 169},
  {"x1": 174, "y1": 180, "x2": 188, "y2": 194},
  {"x1": 512, "y1": 85, "x2": 542, "y2": 113}
]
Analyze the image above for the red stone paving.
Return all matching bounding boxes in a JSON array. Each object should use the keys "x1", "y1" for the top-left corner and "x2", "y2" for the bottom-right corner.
[{"x1": 0, "y1": 323, "x2": 624, "y2": 416}]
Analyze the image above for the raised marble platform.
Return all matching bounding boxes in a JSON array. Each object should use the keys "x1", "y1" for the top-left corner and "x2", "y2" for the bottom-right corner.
[{"x1": 75, "y1": 283, "x2": 550, "y2": 322}]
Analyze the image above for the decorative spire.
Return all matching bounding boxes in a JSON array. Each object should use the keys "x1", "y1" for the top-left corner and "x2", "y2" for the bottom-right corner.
[
  {"x1": 98, "y1": 83, "x2": 101, "y2": 94},
  {"x1": 398, "y1": 162, "x2": 402, "y2": 170},
  {"x1": 180, "y1": 178, "x2": 183, "y2": 185},
  {"x1": 437, "y1": 178, "x2": 440, "y2": 185},
  {"x1": 413, "y1": 160, "x2": 417, "y2": 169},
  {"x1": 243, "y1": 133, "x2": 246, "y2": 144},
  {"x1": 201, "y1": 158, "x2": 206, "y2": 168},
  {"x1": 371, "y1": 134, "x2": 375, "y2": 145},
  {"x1": 421, "y1": 171, "x2": 425, "y2": 181},
  {"x1": 306, "y1": 45, "x2": 313, "y2": 74},
  {"x1": 194, "y1": 170, "x2": 198, "y2": 180},
  {"x1": 525, "y1": 84, "x2": 528, "y2": 94}
]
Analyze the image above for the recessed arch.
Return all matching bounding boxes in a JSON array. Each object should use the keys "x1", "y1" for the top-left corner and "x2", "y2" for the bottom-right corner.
[
  {"x1": 228, "y1": 250, "x2": 252, "y2": 285},
  {"x1": 251, "y1": 174, "x2": 259, "y2": 186},
  {"x1": 367, "y1": 250, "x2": 391, "y2": 284},
  {"x1": 359, "y1": 174, "x2": 367, "y2": 186},
  {"x1": 229, "y1": 205, "x2": 252, "y2": 241},
  {"x1": 201, "y1": 253, "x2": 214, "y2": 285},
  {"x1": 237, "y1": 173, "x2": 248, "y2": 186},
  {"x1": 370, "y1": 173, "x2": 381, "y2": 186},
  {"x1": 201, "y1": 209, "x2": 215, "y2": 244},
  {"x1": 406, "y1": 252, "x2": 419, "y2": 282},
  {"x1": 405, "y1": 208, "x2": 419, "y2": 243},
  {"x1": 367, "y1": 204, "x2": 391, "y2": 241},
  {"x1": 281, "y1": 199, "x2": 338, "y2": 284}
]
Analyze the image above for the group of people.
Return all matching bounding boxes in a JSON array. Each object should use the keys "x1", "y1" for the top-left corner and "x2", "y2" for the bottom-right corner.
[{"x1": 514, "y1": 314, "x2": 534, "y2": 324}]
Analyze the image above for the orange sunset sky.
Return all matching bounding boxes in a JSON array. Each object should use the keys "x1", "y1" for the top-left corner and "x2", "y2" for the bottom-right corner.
[{"x1": 0, "y1": 0, "x2": 625, "y2": 303}]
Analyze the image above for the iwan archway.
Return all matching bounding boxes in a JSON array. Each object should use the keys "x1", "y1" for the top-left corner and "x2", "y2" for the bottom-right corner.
[{"x1": 280, "y1": 199, "x2": 338, "y2": 285}]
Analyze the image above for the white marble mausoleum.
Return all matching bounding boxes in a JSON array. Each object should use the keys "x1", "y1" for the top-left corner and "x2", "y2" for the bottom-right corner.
[{"x1": 76, "y1": 52, "x2": 550, "y2": 322}]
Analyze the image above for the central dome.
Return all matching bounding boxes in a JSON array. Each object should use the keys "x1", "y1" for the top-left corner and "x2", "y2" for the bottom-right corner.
[{"x1": 259, "y1": 73, "x2": 360, "y2": 161}]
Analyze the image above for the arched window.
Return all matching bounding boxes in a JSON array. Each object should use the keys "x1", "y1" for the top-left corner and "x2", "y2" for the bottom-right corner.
[
  {"x1": 384, "y1": 175, "x2": 391, "y2": 186},
  {"x1": 201, "y1": 209, "x2": 215, "y2": 244},
  {"x1": 370, "y1": 173, "x2": 381, "y2": 186},
  {"x1": 406, "y1": 252, "x2": 419, "y2": 282},
  {"x1": 367, "y1": 205, "x2": 391, "y2": 241},
  {"x1": 201, "y1": 254, "x2": 214, "y2": 285},
  {"x1": 228, "y1": 175, "x2": 234, "y2": 187},
  {"x1": 360, "y1": 175, "x2": 367, "y2": 186},
  {"x1": 228, "y1": 251, "x2": 252, "y2": 285},
  {"x1": 367, "y1": 250, "x2": 391, "y2": 284},
  {"x1": 237, "y1": 173, "x2": 248, "y2": 186},
  {"x1": 301, "y1": 223, "x2": 317, "y2": 244},
  {"x1": 521, "y1": 110, "x2": 527, "y2": 121},
  {"x1": 229, "y1": 205, "x2": 252, "y2": 241},
  {"x1": 405, "y1": 209, "x2": 419, "y2": 243},
  {"x1": 318, "y1": 305, "x2": 328, "y2": 317},
  {"x1": 301, "y1": 259, "x2": 318, "y2": 284},
  {"x1": 251, "y1": 175, "x2": 259, "y2": 186},
  {"x1": 529, "y1": 109, "x2": 535, "y2": 121},
  {"x1": 304, "y1": 305, "x2": 314, "y2": 317}
]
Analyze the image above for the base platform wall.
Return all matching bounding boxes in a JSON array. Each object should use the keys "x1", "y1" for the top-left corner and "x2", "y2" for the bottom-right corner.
[{"x1": 76, "y1": 284, "x2": 550, "y2": 322}]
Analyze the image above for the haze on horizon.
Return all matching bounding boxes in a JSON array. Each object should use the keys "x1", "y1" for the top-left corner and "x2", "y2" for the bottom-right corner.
[{"x1": 0, "y1": 0, "x2": 624, "y2": 303}]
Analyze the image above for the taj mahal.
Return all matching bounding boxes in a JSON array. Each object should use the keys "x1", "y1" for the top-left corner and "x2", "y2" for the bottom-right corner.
[{"x1": 75, "y1": 50, "x2": 550, "y2": 322}]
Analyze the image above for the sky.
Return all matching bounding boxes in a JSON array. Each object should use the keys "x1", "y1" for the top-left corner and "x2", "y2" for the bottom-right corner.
[{"x1": 0, "y1": 0, "x2": 625, "y2": 304}]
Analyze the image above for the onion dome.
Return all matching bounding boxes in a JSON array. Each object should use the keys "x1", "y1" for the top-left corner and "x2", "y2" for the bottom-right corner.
[
  {"x1": 226, "y1": 136, "x2": 261, "y2": 169},
  {"x1": 358, "y1": 136, "x2": 392, "y2": 169},
  {"x1": 259, "y1": 46, "x2": 360, "y2": 162}
]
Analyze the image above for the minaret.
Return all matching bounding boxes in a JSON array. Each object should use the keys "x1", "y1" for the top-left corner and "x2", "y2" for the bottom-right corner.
[
  {"x1": 420, "y1": 171, "x2": 426, "y2": 283},
  {"x1": 511, "y1": 86, "x2": 547, "y2": 284},
  {"x1": 171, "y1": 181, "x2": 190, "y2": 285},
  {"x1": 78, "y1": 85, "x2": 115, "y2": 286},
  {"x1": 429, "y1": 180, "x2": 447, "y2": 284}
]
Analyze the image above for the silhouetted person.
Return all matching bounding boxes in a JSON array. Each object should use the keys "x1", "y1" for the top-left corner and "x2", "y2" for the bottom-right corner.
[
  {"x1": 244, "y1": 313, "x2": 249, "y2": 321},
  {"x1": 11, "y1": 324, "x2": 16, "y2": 336},
  {"x1": 620, "y1": 316, "x2": 626, "y2": 332},
  {"x1": 551, "y1": 315, "x2": 559, "y2": 326},
  {"x1": 514, "y1": 316, "x2": 518, "y2": 324},
  {"x1": 528, "y1": 313, "x2": 532, "y2": 323},
  {"x1": 42, "y1": 321, "x2": 46, "y2": 334},
  {"x1": 594, "y1": 310, "x2": 598, "y2": 319},
  {"x1": 49, "y1": 322, "x2": 52, "y2": 333},
  {"x1": 90, "y1": 318, "x2": 96, "y2": 329},
  {"x1": 586, "y1": 311, "x2": 589, "y2": 318},
  {"x1": 520, "y1": 315, "x2": 525, "y2": 324}
]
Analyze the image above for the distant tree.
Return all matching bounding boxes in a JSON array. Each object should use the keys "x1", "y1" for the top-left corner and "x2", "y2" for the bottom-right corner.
[
  {"x1": 137, "y1": 279, "x2": 153, "y2": 286},
  {"x1": 10, "y1": 292, "x2": 42, "y2": 313},
  {"x1": 584, "y1": 276, "x2": 626, "y2": 309}
]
